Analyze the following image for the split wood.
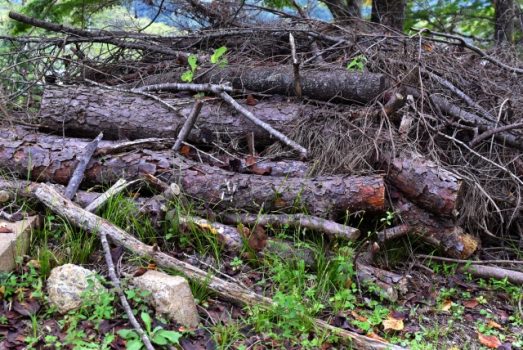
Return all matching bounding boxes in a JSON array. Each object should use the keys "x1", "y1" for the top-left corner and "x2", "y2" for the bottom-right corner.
[{"x1": 35, "y1": 183, "x2": 404, "y2": 350}]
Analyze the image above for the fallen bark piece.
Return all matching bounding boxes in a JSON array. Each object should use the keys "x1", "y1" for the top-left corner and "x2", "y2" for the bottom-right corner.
[
  {"x1": 220, "y1": 212, "x2": 360, "y2": 240},
  {"x1": 176, "y1": 214, "x2": 243, "y2": 251},
  {"x1": 35, "y1": 184, "x2": 404, "y2": 350},
  {"x1": 355, "y1": 242, "x2": 408, "y2": 302},
  {"x1": 380, "y1": 150, "x2": 462, "y2": 217},
  {"x1": 0, "y1": 128, "x2": 385, "y2": 217}
]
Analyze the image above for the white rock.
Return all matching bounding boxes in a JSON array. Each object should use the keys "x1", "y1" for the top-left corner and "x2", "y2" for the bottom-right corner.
[
  {"x1": 47, "y1": 264, "x2": 106, "y2": 313},
  {"x1": 132, "y1": 270, "x2": 199, "y2": 328}
]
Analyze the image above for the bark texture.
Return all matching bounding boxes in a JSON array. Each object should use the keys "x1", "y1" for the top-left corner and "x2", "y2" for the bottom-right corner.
[
  {"x1": 201, "y1": 66, "x2": 389, "y2": 103},
  {"x1": 392, "y1": 191, "x2": 478, "y2": 259},
  {"x1": 380, "y1": 150, "x2": 462, "y2": 217},
  {"x1": 371, "y1": 0, "x2": 406, "y2": 31},
  {"x1": 495, "y1": 0, "x2": 515, "y2": 44},
  {"x1": 0, "y1": 127, "x2": 385, "y2": 217},
  {"x1": 39, "y1": 85, "x2": 304, "y2": 142}
]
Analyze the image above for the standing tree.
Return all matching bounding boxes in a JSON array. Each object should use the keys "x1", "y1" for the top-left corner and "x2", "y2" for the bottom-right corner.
[
  {"x1": 323, "y1": 0, "x2": 362, "y2": 19},
  {"x1": 494, "y1": 0, "x2": 515, "y2": 44},
  {"x1": 371, "y1": 0, "x2": 406, "y2": 31}
]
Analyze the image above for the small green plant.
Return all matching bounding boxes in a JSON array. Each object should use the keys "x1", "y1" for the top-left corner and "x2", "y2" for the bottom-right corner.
[
  {"x1": 346, "y1": 55, "x2": 367, "y2": 72},
  {"x1": 230, "y1": 256, "x2": 243, "y2": 271},
  {"x1": 380, "y1": 210, "x2": 395, "y2": 227},
  {"x1": 118, "y1": 312, "x2": 182, "y2": 349},
  {"x1": 181, "y1": 54, "x2": 198, "y2": 82},
  {"x1": 210, "y1": 46, "x2": 228, "y2": 67}
]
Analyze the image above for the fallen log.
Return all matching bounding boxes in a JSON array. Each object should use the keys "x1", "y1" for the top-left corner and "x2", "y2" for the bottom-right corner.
[
  {"x1": 38, "y1": 85, "x2": 304, "y2": 142},
  {"x1": 379, "y1": 150, "x2": 462, "y2": 217},
  {"x1": 34, "y1": 183, "x2": 405, "y2": 350},
  {"x1": 384, "y1": 191, "x2": 479, "y2": 259},
  {"x1": 0, "y1": 128, "x2": 385, "y2": 217}
]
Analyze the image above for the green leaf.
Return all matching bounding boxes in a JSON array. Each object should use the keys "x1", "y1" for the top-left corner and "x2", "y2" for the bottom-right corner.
[
  {"x1": 140, "y1": 312, "x2": 153, "y2": 334},
  {"x1": 156, "y1": 329, "x2": 182, "y2": 344},
  {"x1": 181, "y1": 70, "x2": 194, "y2": 83},
  {"x1": 188, "y1": 55, "x2": 198, "y2": 72},
  {"x1": 126, "y1": 339, "x2": 144, "y2": 350},
  {"x1": 118, "y1": 329, "x2": 138, "y2": 340},
  {"x1": 152, "y1": 333, "x2": 169, "y2": 345},
  {"x1": 210, "y1": 46, "x2": 228, "y2": 64}
]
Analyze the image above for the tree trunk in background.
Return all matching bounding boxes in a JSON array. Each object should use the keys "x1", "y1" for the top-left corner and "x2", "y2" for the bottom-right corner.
[
  {"x1": 323, "y1": 0, "x2": 361, "y2": 20},
  {"x1": 371, "y1": 0, "x2": 406, "y2": 31},
  {"x1": 494, "y1": 0, "x2": 514, "y2": 44}
]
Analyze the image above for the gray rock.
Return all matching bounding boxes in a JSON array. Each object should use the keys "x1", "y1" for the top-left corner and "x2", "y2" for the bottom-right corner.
[
  {"x1": 132, "y1": 270, "x2": 199, "y2": 328},
  {"x1": 47, "y1": 264, "x2": 106, "y2": 313}
]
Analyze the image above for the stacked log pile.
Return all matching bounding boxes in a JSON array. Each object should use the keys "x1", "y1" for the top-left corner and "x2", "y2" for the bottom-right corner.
[{"x1": 2, "y1": 9, "x2": 523, "y2": 348}]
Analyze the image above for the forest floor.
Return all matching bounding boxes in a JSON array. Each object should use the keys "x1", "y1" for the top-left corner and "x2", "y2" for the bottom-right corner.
[{"x1": 1, "y1": 194, "x2": 522, "y2": 350}]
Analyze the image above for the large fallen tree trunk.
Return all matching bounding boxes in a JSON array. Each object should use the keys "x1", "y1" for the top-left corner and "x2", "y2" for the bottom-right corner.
[
  {"x1": 38, "y1": 85, "x2": 305, "y2": 142},
  {"x1": 0, "y1": 127, "x2": 385, "y2": 217}
]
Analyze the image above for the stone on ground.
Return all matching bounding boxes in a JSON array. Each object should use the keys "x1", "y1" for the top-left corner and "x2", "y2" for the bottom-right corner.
[
  {"x1": 132, "y1": 270, "x2": 199, "y2": 328},
  {"x1": 47, "y1": 264, "x2": 107, "y2": 313},
  {"x1": 0, "y1": 216, "x2": 40, "y2": 272}
]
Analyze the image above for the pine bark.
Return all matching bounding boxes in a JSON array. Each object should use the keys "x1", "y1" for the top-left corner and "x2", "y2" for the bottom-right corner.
[{"x1": 0, "y1": 127, "x2": 385, "y2": 217}]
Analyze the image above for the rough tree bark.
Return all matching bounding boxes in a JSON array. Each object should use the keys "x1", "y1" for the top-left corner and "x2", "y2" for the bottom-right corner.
[
  {"x1": 388, "y1": 190, "x2": 478, "y2": 259},
  {"x1": 371, "y1": 0, "x2": 406, "y2": 31},
  {"x1": 379, "y1": 150, "x2": 462, "y2": 217},
  {"x1": 128, "y1": 66, "x2": 389, "y2": 103},
  {"x1": 323, "y1": 0, "x2": 361, "y2": 20},
  {"x1": 495, "y1": 0, "x2": 515, "y2": 44},
  {"x1": 38, "y1": 83, "x2": 389, "y2": 142},
  {"x1": 0, "y1": 127, "x2": 385, "y2": 217}
]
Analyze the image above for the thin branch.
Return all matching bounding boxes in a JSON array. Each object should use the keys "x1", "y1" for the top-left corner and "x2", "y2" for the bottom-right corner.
[
  {"x1": 422, "y1": 29, "x2": 523, "y2": 74},
  {"x1": 173, "y1": 100, "x2": 203, "y2": 152},
  {"x1": 416, "y1": 254, "x2": 523, "y2": 265},
  {"x1": 64, "y1": 132, "x2": 103, "y2": 199},
  {"x1": 85, "y1": 179, "x2": 139, "y2": 213},
  {"x1": 214, "y1": 89, "x2": 308, "y2": 158},
  {"x1": 99, "y1": 230, "x2": 155, "y2": 350},
  {"x1": 469, "y1": 121, "x2": 523, "y2": 148}
]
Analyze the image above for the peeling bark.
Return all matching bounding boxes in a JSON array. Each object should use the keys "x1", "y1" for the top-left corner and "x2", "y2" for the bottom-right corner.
[{"x1": 0, "y1": 127, "x2": 385, "y2": 217}]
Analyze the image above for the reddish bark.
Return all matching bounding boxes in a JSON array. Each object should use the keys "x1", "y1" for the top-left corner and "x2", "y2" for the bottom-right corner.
[{"x1": 0, "y1": 127, "x2": 385, "y2": 217}]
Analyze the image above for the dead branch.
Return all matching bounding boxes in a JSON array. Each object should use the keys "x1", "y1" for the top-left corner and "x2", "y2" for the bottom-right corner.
[
  {"x1": 219, "y1": 212, "x2": 360, "y2": 240},
  {"x1": 173, "y1": 100, "x2": 204, "y2": 152},
  {"x1": 35, "y1": 183, "x2": 405, "y2": 350},
  {"x1": 64, "y1": 132, "x2": 103, "y2": 199}
]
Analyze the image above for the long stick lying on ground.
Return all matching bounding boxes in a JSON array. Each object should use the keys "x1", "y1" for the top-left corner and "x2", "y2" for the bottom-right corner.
[
  {"x1": 34, "y1": 183, "x2": 405, "y2": 350},
  {"x1": 64, "y1": 132, "x2": 103, "y2": 199},
  {"x1": 84, "y1": 179, "x2": 138, "y2": 213},
  {"x1": 219, "y1": 212, "x2": 360, "y2": 240}
]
